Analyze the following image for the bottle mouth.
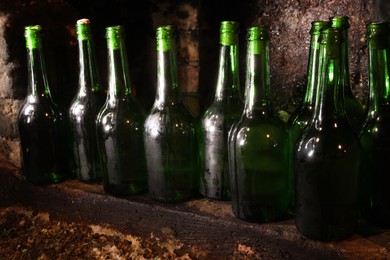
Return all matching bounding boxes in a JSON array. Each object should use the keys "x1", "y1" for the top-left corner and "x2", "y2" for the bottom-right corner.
[
  {"x1": 25, "y1": 25, "x2": 42, "y2": 49},
  {"x1": 246, "y1": 26, "x2": 269, "y2": 41},
  {"x1": 156, "y1": 25, "x2": 176, "y2": 40},
  {"x1": 106, "y1": 25, "x2": 125, "y2": 39},
  {"x1": 220, "y1": 21, "x2": 239, "y2": 34},
  {"x1": 330, "y1": 16, "x2": 350, "y2": 29},
  {"x1": 76, "y1": 19, "x2": 92, "y2": 39},
  {"x1": 310, "y1": 21, "x2": 331, "y2": 35},
  {"x1": 25, "y1": 25, "x2": 42, "y2": 37},
  {"x1": 366, "y1": 21, "x2": 389, "y2": 38},
  {"x1": 319, "y1": 28, "x2": 345, "y2": 50}
]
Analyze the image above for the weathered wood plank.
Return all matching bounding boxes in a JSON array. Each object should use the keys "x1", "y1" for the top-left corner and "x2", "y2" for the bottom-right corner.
[{"x1": 0, "y1": 157, "x2": 389, "y2": 259}]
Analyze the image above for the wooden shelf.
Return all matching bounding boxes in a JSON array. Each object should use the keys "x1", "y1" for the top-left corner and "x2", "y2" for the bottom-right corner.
[{"x1": 1, "y1": 157, "x2": 389, "y2": 259}]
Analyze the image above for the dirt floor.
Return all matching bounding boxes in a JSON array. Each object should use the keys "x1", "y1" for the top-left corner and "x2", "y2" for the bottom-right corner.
[{"x1": 0, "y1": 205, "x2": 195, "y2": 259}]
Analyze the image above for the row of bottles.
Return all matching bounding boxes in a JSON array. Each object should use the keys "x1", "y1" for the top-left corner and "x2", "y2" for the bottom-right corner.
[{"x1": 17, "y1": 17, "x2": 390, "y2": 242}]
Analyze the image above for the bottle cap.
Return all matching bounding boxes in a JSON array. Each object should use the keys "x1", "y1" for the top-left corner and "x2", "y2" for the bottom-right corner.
[
  {"x1": 106, "y1": 25, "x2": 125, "y2": 50},
  {"x1": 76, "y1": 18, "x2": 92, "y2": 41},
  {"x1": 220, "y1": 21, "x2": 239, "y2": 46},
  {"x1": 25, "y1": 25, "x2": 42, "y2": 50},
  {"x1": 156, "y1": 25, "x2": 176, "y2": 52}
]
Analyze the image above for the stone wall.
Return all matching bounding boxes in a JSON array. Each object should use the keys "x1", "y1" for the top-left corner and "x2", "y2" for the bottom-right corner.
[{"x1": 0, "y1": 0, "x2": 386, "y2": 167}]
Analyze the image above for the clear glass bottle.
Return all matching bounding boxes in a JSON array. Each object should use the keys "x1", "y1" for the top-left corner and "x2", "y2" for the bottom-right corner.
[
  {"x1": 359, "y1": 21, "x2": 390, "y2": 227},
  {"x1": 199, "y1": 21, "x2": 243, "y2": 200},
  {"x1": 69, "y1": 18, "x2": 105, "y2": 182},
  {"x1": 143, "y1": 25, "x2": 198, "y2": 202},
  {"x1": 96, "y1": 26, "x2": 147, "y2": 196},
  {"x1": 330, "y1": 16, "x2": 365, "y2": 134},
  {"x1": 229, "y1": 26, "x2": 290, "y2": 222},
  {"x1": 295, "y1": 28, "x2": 360, "y2": 241},
  {"x1": 18, "y1": 25, "x2": 68, "y2": 184}
]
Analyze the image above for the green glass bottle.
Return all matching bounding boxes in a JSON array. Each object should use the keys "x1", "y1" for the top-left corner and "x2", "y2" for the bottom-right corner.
[
  {"x1": 199, "y1": 21, "x2": 243, "y2": 200},
  {"x1": 229, "y1": 26, "x2": 290, "y2": 222},
  {"x1": 69, "y1": 19, "x2": 105, "y2": 182},
  {"x1": 287, "y1": 21, "x2": 330, "y2": 211},
  {"x1": 359, "y1": 22, "x2": 390, "y2": 227},
  {"x1": 144, "y1": 25, "x2": 198, "y2": 202},
  {"x1": 295, "y1": 28, "x2": 361, "y2": 241},
  {"x1": 96, "y1": 26, "x2": 147, "y2": 196},
  {"x1": 330, "y1": 16, "x2": 365, "y2": 134},
  {"x1": 18, "y1": 25, "x2": 68, "y2": 184}
]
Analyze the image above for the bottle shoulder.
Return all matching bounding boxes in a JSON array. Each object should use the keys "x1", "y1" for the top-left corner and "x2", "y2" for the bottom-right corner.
[
  {"x1": 360, "y1": 106, "x2": 390, "y2": 138},
  {"x1": 144, "y1": 104, "x2": 195, "y2": 130},
  {"x1": 300, "y1": 119, "x2": 360, "y2": 147},
  {"x1": 235, "y1": 114, "x2": 286, "y2": 129},
  {"x1": 19, "y1": 95, "x2": 59, "y2": 114},
  {"x1": 97, "y1": 98, "x2": 145, "y2": 121},
  {"x1": 18, "y1": 97, "x2": 62, "y2": 126}
]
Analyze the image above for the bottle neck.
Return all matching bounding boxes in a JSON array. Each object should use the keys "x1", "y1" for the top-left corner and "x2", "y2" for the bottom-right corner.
[
  {"x1": 314, "y1": 38, "x2": 345, "y2": 123},
  {"x1": 78, "y1": 37, "x2": 101, "y2": 97},
  {"x1": 303, "y1": 32, "x2": 322, "y2": 109},
  {"x1": 368, "y1": 35, "x2": 390, "y2": 114},
  {"x1": 244, "y1": 38, "x2": 271, "y2": 116},
  {"x1": 155, "y1": 37, "x2": 180, "y2": 108},
  {"x1": 26, "y1": 45, "x2": 50, "y2": 98},
  {"x1": 107, "y1": 36, "x2": 131, "y2": 104},
  {"x1": 340, "y1": 28, "x2": 353, "y2": 95},
  {"x1": 215, "y1": 42, "x2": 240, "y2": 101}
]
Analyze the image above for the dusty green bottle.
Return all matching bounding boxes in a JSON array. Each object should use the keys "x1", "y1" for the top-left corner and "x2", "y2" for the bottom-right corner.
[
  {"x1": 18, "y1": 25, "x2": 68, "y2": 184},
  {"x1": 229, "y1": 26, "x2": 290, "y2": 222},
  {"x1": 295, "y1": 28, "x2": 360, "y2": 241},
  {"x1": 69, "y1": 19, "x2": 105, "y2": 182},
  {"x1": 143, "y1": 25, "x2": 198, "y2": 202},
  {"x1": 96, "y1": 26, "x2": 147, "y2": 196},
  {"x1": 287, "y1": 21, "x2": 330, "y2": 211},
  {"x1": 359, "y1": 22, "x2": 390, "y2": 227},
  {"x1": 330, "y1": 16, "x2": 365, "y2": 134},
  {"x1": 199, "y1": 21, "x2": 243, "y2": 200}
]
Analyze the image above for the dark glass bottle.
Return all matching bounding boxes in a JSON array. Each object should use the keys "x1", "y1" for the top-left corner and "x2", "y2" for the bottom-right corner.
[
  {"x1": 144, "y1": 25, "x2": 198, "y2": 202},
  {"x1": 287, "y1": 21, "x2": 330, "y2": 211},
  {"x1": 331, "y1": 16, "x2": 365, "y2": 134},
  {"x1": 229, "y1": 26, "x2": 290, "y2": 222},
  {"x1": 359, "y1": 22, "x2": 390, "y2": 227},
  {"x1": 295, "y1": 28, "x2": 361, "y2": 241},
  {"x1": 69, "y1": 19, "x2": 105, "y2": 182},
  {"x1": 96, "y1": 26, "x2": 147, "y2": 196},
  {"x1": 18, "y1": 25, "x2": 68, "y2": 184},
  {"x1": 199, "y1": 21, "x2": 243, "y2": 200}
]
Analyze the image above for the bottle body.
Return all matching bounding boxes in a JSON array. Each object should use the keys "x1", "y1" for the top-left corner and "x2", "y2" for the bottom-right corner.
[
  {"x1": 229, "y1": 26, "x2": 290, "y2": 222},
  {"x1": 18, "y1": 25, "x2": 68, "y2": 184},
  {"x1": 295, "y1": 120, "x2": 360, "y2": 240},
  {"x1": 295, "y1": 28, "x2": 360, "y2": 241},
  {"x1": 69, "y1": 19, "x2": 105, "y2": 182},
  {"x1": 231, "y1": 116, "x2": 289, "y2": 222},
  {"x1": 199, "y1": 21, "x2": 242, "y2": 200},
  {"x1": 144, "y1": 25, "x2": 198, "y2": 202},
  {"x1": 144, "y1": 105, "x2": 198, "y2": 202},
  {"x1": 96, "y1": 26, "x2": 147, "y2": 196},
  {"x1": 97, "y1": 98, "x2": 147, "y2": 195},
  {"x1": 359, "y1": 22, "x2": 390, "y2": 227}
]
